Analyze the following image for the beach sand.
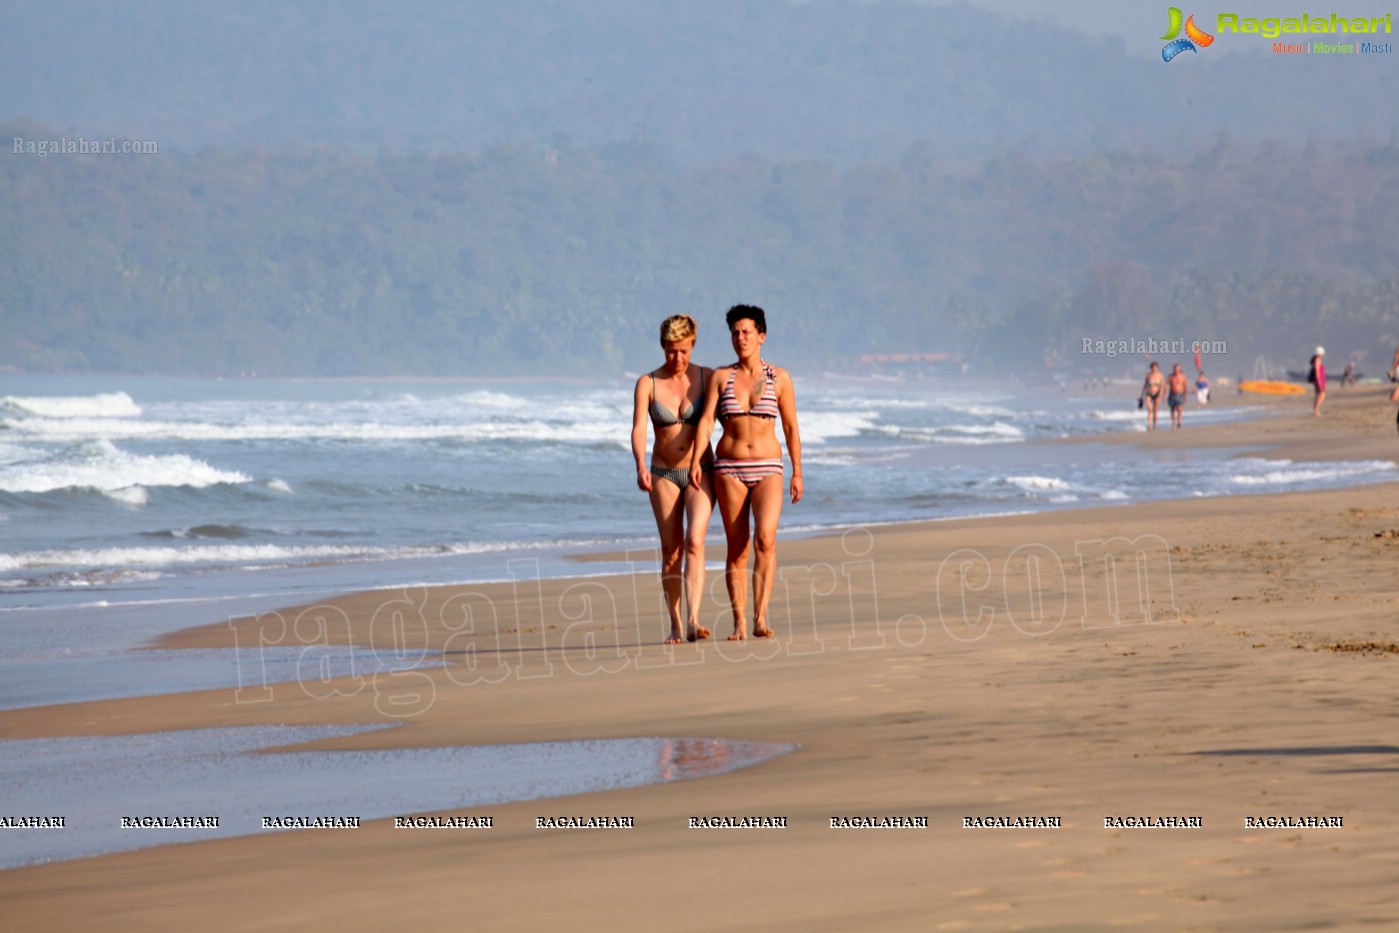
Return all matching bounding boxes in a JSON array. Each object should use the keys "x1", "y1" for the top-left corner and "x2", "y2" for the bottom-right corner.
[{"x1": 4, "y1": 387, "x2": 1399, "y2": 931}]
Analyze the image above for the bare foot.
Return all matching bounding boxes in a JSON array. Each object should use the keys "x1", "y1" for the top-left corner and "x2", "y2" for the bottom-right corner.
[
  {"x1": 727, "y1": 627, "x2": 747, "y2": 641},
  {"x1": 687, "y1": 626, "x2": 711, "y2": 642},
  {"x1": 665, "y1": 629, "x2": 684, "y2": 645},
  {"x1": 753, "y1": 625, "x2": 775, "y2": 638}
]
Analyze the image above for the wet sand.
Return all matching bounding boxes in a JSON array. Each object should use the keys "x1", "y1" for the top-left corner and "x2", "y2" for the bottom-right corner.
[{"x1": 4, "y1": 387, "x2": 1399, "y2": 931}]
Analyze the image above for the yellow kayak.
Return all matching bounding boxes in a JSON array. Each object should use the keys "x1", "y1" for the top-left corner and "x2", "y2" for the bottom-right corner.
[{"x1": 1238, "y1": 380, "x2": 1306, "y2": 395}]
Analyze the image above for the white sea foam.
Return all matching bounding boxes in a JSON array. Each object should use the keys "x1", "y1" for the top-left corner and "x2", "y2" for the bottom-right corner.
[
  {"x1": 1088, "y1": 409, "x2": 1144, "y2": 422},
  {"x1": 104, "y1": 486, "x2": 150, "y2": 507},
  {"x1": 1, "y1": 391, "x2": 142, "y2": 418},
  {"x1": 0, "y1": 543, "x2": 368, "y2": 574},
  {"x1": 1230, "y1": 460, "x2": 1397, "y2": 486},
  {"x1": 3, "y1": 415, "x2": 627, "y2": 446},
  {"x1": 931, "y1": 434, "x2": 1025, "y2": 446},
  {"x1": 0, "y1": 535, "x2": 600, "y2": 576},
  {"x1": 954, "y1": 403, "x2": 1020, "y2": 419},
  {"x1": 0, "y1": 440, "x2": 36, "y2": 466},
  {"x1": 0, "y1": 384, "x2": 863, "y2": 449},
  {"x1": 797, "y1": 409, "x2": 879, "y2": 444},
  {"x1": 0, "y1": 440, "x2": 250, "y2": 494},
  {"x1": 1007, "y1": 475, "x2": 1073, "y2": 492},
  {"x1": 942, "y1": 421, "x2": 1025, "y2": 439},
  {"x1": 882, "y1": 420, "x2": 1026, "y2": 445},
  {"x1": 820, "y1": 394, "x2": 1020, "y2": 420}
]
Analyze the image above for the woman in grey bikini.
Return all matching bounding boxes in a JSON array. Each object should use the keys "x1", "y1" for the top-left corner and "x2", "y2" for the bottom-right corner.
[
  {"x1": 1140, "y1": 361, "x2": 1164, "y2": 431},
  {"x1": 630, "y1": 314, "x2": 716, "y2": 643}
]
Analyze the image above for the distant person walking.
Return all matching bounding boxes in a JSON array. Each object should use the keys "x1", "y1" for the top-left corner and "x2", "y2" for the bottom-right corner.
[
  {"x1": 1388, "y1": 347, "x2": 1399, "y2": 403},
  {"x1": 1140, "y1": 362, "x2": 1163, "y2": 431},
  {"x1": 631, "y1": 314, "x2": 716, "y2": 643},
  {"x1": 1167, "y1": 363, "x2": 1189, "y2": 430},
  {"x1": 1309, "y1": 346, "x2": 1326, "y2": 416},
  {"x1": 1195, "y1": 371, "x2": 1210, "y2": 406},
  {"x1": 690, "y1": 305, "x2": 802, "y2": 640}
]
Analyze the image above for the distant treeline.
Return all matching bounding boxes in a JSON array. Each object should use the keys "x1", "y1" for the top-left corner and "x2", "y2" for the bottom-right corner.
[{"x1": 3, "y1": 123, "x2": 1398, "y2": 376}]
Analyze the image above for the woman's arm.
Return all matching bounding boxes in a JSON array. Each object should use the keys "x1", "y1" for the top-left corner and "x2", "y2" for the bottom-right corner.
[
  {"x1": 631, "y1": 375, "x2": 653, "y2": 492},
  {"x1": 776, "y1": 367, "x2": 802, "y2": 504},
  {"x1": 689, "y1": 366, "x2": 724, "y2": 488}
]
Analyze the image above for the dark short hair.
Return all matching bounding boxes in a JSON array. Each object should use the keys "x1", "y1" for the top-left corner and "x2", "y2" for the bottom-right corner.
[{"x1": 725, "y1": 304, "x2": 766, "y2": 335}]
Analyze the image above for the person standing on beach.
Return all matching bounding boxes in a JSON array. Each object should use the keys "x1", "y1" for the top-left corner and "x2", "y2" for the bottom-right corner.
[
  {"x1": 690, "y1": 305, "x2": 803, "y2": 640},
  {"x1": 1167, "y1": 363, "x2": 1189, "y2": 430},
  {"x1": 1195, "y1": 370, "x2": 1210, "y2": 406},
  {"x1": 1140, "y1": 362, "x2": 1164, "y2": 431},
  {"x1": 1389, "y1": 347, "x2": 1399, "y2": 433},
  {"x1": 1309, "y1": 346, "x2": 1326, "y2": 416},
  {"x1": 631, "y1": 314, "x2": 716, "y2": 644}
]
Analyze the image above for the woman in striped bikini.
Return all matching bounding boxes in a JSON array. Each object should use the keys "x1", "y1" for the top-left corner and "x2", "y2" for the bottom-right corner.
[
  {"x1": 689, "y1": 305, "x2": 803, "y2": 640},
  {"x1": 631, "y1": 314, "x2": 716, "y2": 644}
]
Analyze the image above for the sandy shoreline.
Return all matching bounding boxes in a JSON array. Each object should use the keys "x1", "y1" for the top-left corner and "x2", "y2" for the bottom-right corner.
[{"x1": 4, "y1": 388, "x2": 1399, "y2": 930}]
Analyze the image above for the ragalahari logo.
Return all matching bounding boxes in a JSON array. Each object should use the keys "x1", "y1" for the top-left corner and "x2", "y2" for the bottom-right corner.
[{"x1": 1161, "y1": 7, "x2": 1215, "y2": 60}]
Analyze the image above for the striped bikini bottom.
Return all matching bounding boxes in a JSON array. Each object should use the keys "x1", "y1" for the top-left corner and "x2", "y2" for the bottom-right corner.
[
  {"x1": 651, "y1": 461, "x2": 712, "y2": 491},
  {"x1": 713, "y1": 457, "x2": 784, "y2": 488}
]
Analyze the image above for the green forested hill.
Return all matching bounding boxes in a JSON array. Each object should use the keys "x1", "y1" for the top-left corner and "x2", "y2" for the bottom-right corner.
[{"x1": 4, "y1": 128, "x2": 1397, "y2": 376}]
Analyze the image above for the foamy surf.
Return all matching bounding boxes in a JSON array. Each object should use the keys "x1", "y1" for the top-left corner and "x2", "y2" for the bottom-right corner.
[
  {"x1": 1, "y1": 391, "x2": 142, "y2": 418},
  {"x1": 1, "y1": 375, "x2": 1393, "y2": 611},
  {"x1": 0, "y1": 439, "x2": 251, "y2": 494}
]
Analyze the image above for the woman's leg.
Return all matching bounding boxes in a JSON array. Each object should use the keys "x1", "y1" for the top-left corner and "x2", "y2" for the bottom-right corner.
[
  {"x1": 714, "y1": 474, "x2": 753, "y2": 639},
  {"x1": 747, "y1": 474, "x2": 785, "y2": 637},
  {"x1": 649, "y1": 475, "x2": 686, "y2": 643},
  {"x1": 682, "y1": 471, "x2": 716, "y2": 641}
]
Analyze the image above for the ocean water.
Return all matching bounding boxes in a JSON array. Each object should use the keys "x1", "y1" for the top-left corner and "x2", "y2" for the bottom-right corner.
[
  {"x1": 0, "y1": 727, "x2": 794, "y2": 868},
  {"x1": 3, "y1": 373, "x2": 1394, "y2": 623},
  {"x1": 2, "y1": 373, "x2": 1393, "y2": 861}
]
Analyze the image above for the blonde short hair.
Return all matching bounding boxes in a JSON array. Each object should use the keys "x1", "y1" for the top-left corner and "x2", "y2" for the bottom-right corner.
[{"x1": 659, "y1": 314, "x2": 697, "y2": 345}]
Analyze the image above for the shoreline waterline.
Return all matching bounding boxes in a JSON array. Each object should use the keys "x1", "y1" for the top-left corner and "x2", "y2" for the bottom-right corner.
[
  {"x1": 0, "y1": 727, "x2": 796, "y2": 868},
  {"x1": 5, "y1": 374, "x2": 1388, "y2": 612}
]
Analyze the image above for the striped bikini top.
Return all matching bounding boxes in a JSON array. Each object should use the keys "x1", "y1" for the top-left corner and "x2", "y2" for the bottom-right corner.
[
  {"x1": 717, "y1": 362, "x2": 779, "y2": 421},
  {"x1": 649, "y1": 372, "x2": 702, "y2": 427}
]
